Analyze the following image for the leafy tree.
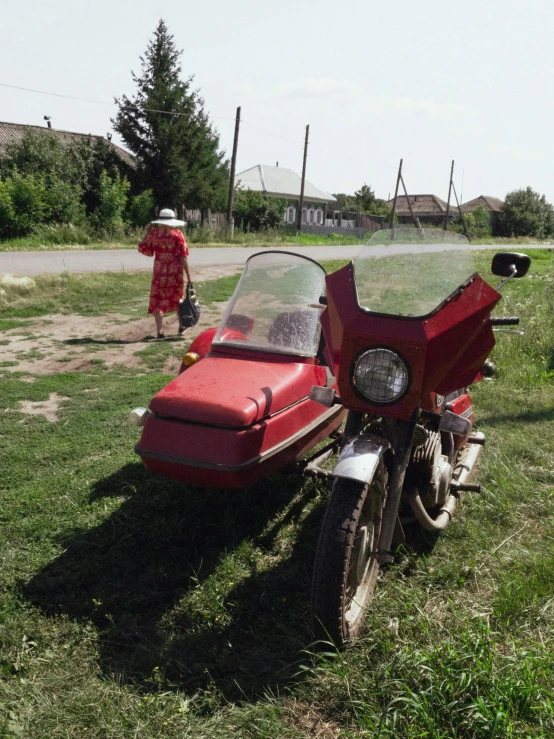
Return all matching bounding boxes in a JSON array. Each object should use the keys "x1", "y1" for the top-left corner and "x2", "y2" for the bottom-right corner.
[
  {"x1": 0, "y1": 131, "x2": 85, "y2": 226},
  {"x1": 0, "y1": 131, "x2": 134, "y2": 229},
  {"x1": 348, "y1": 184, "x2": 376, "y2": 212},
  {"x1": 113, "y1": 19, "x2": 228, "y2": 213},
  {"x1": 233, "y1": 189, "x2": 286, "y2": 231},
  {"x1": 0, "y1": 130, "x2": 83, "y2": 186},
  {"x1": 333, "y1": 184, "x2": 391, "y2": 219},
  {"x1": 497, "y1": 187, "x2": 554, "y2": 238},
  {"x1": 77, "y1": 137, "x2": 134, "y2": 217}
]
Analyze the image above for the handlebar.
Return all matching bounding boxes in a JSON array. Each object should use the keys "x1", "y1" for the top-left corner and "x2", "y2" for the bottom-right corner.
[{"x1": 490, "y1": 317, "x2": 520, "y2": 326}]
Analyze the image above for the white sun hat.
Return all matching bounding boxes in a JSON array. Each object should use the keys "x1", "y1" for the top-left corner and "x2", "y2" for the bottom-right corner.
[{"x1": 151, "y1": 208, "x2": 186, "y2": 227}]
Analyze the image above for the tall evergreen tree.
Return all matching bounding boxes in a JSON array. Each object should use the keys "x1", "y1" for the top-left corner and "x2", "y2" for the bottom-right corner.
[{"x1": 113, "y1": 20, "x2": 228, "y2": 213}]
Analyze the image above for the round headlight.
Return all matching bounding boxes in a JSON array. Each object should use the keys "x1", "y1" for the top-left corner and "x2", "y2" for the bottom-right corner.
[{"x1": 353, "y1": 348, "x2": 410, "y2": 404}]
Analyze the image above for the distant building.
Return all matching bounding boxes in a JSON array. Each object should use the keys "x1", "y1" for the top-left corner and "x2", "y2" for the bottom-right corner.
[
  {"x1": 386, "y1": 194, "x2": 453, "y2": 226},
  {"x1": 235, "y1": 164, "x2": 337, "y2": 225},
  {"x1": 0, "y1": 120, "x2": 135, "y2": 169},
  {"x1": 461, "y1": 195, "x2": 504, "y2": 227}
]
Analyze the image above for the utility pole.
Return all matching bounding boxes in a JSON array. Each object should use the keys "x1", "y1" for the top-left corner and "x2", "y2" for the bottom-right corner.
[
  {"x1": 399, "y1": 172, "x2": 421, "y2": 230},
  {"x1": 226, "y1": 106, "x2": 241, "y2": 237},
  {"x1": 390, "y1": 158, "x2": 403, "y2": 234},
  {"x1": 452, "y1": 180, "x2": 471, "y2": 241},
  {"x1": 296, "y1": 124, "x2": 309, "y2": 233},
  {"x1": 444, "y1": 159, "x2": 454, "y2": 231}
]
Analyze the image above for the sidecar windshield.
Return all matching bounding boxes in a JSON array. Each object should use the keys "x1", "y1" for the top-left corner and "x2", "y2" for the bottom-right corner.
[
  {"x1": 213, "y1": 251, "x2": 326, "y2": 357},
  {"x1": 353, "y1": 228, "x2": 475, "y2": 318}
]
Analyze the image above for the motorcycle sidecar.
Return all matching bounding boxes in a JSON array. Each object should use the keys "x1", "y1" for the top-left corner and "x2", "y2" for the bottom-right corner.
[{"x1": 134, "y1": 251, "x2": 345, "y2": 488}]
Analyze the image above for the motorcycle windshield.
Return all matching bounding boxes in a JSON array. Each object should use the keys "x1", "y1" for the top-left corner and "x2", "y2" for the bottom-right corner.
[
  {"x1": 212, "y1": 251, "x2": 326, "y2": 357},
  {"x1": 353, "y1": 229, "x2": 476, "y2": 318}
]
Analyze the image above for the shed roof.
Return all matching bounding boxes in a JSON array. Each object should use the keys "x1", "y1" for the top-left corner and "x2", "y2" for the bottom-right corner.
[
  {"x1": 0, "y1": 121, "x2": 135, "y2": 168},
  {"x1": 461, "y1": 195, "x2": 503, "y2": 212},
  {"x1": 386, "y1": 194, "x2": 451, "y2": 216},
  {"x1": 235, "y1": 164, "x2": 336, "y2": 203}
]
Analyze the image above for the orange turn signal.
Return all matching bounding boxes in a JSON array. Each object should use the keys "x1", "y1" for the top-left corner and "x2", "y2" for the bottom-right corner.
[{"x1": 182, "y1": 351, "x2": 200, "y2": 367}]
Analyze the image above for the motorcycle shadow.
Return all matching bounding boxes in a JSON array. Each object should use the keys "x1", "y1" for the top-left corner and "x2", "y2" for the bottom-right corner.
[{"x1": 23, "y1": 463, "x2": 326, "y2": 701}]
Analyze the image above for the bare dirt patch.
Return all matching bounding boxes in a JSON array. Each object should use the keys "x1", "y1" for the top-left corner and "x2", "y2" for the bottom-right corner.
[
  {"x1": 284, "y1": 700, "x2": 341, "y2": 738},
  {"x1": 18, "y1": 392, "x2": 69, "y2": 422},
  {"x1": 0, "y1": 302, "x2": 228, "y2": 376}
]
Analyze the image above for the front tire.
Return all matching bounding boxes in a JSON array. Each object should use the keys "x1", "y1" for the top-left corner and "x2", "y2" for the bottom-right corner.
[{"x1": 311, "y1": 463, "x2": 386, "y2": 646}]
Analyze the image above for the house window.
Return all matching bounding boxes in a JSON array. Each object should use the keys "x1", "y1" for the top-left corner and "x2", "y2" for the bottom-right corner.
[
  {"x1": 316, "y1": 209, "x2": 323, "y2": 225},
  {"x1": 287, "y1": 207, "x2": 295, "y2": 223},
  {"x1": 302, "y1": 208, "x2": 307, "y2": 224}
]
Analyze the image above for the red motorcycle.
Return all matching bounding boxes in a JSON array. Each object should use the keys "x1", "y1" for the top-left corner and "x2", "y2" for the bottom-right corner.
[
  {"x1": 309, "y1": 229, "x2": 529, "y2": 644},
  {"x1": 131, "y1": 231, "x2": 529, "y2": 647}
]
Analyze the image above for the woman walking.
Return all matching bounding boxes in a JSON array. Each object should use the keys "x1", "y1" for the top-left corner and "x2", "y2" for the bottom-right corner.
[{"x1": 138, "y1": 209, "x2": 192, "y2": 339}]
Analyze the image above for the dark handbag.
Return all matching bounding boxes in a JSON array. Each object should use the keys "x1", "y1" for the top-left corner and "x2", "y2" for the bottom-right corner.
[{"x1": 179, "y1": 283, "x2": 201, "y2": 328}]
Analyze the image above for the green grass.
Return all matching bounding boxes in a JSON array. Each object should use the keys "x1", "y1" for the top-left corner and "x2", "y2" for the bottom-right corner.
[
  {"x1": 0, "y1": 272, "x2": 241, "y2": 319},
  {"x1": 0, "y1": 227, "x2": 368, "y2": 252},
  {"x1": 1, "y1": 255, "x2": 554, "y2": 736},
  {"x1": 1, "y1": 224, "x2": 553, "y2": 252}
]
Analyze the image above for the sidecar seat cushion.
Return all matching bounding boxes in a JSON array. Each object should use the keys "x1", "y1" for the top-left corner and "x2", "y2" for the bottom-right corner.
[{"x1": 267, "y1": 311, "x2": 320, "y2": 354}]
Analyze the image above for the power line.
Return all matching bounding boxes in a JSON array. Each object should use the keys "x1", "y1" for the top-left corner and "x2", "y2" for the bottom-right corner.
[
  {"x1": 0, "y1": 81, "x2": 303, "y2": 143},
  {"x1": 0, "y1": 81, "x2": 113, "y2": 106},
  {"x1": 0, "y1": 81, "x2": 235, "y2": 120}
]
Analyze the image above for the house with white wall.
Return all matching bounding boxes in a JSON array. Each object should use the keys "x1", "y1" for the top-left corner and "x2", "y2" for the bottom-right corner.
[{"x1": 235, "y1": 164, "x2": 337, "y2": 225}]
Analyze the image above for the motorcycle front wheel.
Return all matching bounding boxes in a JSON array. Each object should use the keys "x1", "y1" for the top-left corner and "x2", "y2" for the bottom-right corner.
[{"x1": 311, "y1": 463, "x2": 386, "y2": 646}]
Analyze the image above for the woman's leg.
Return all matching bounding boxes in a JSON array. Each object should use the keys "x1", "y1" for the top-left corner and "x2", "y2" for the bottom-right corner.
[{"x1": 154, "y1": 313, "x2": 163, "y2": 335}]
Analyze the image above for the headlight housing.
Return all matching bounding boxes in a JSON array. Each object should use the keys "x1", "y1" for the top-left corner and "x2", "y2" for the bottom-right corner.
[{"x1": 352, "y1": 348, "x2": 410, "y2": 405}]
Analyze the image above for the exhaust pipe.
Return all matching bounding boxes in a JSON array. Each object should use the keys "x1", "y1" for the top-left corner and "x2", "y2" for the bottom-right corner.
[{"x1": 408, "y1": 432, "x2": 485, "y2": 531}]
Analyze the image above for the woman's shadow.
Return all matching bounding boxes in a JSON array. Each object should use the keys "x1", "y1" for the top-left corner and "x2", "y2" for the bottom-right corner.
[{"x1": 23, "y1": 462, "x2": 327, "y2": 700}]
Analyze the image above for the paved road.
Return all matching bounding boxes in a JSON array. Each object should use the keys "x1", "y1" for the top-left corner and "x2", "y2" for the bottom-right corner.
[
  {"x1": 0, "y1": 243, "x2": 550, "y2": 276},
  {"x1": 0, "y1": 246, "x2": 362, "y2": 276}
]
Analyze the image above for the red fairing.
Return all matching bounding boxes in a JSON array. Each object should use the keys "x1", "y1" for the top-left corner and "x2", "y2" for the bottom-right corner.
[{"x1": 322, "y1": 263, "x2": 501, "y2": 420}]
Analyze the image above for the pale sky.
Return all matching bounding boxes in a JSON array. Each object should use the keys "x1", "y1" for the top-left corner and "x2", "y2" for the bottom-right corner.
[{"x1": 1, "y1": 0, "x2": 553, "y2": 204}]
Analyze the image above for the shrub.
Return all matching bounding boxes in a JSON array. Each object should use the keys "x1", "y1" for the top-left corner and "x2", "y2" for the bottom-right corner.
[
  {"x1": 0, "y1": 180, "x2": 15, "y2": 238},
  {"x1": 461, "y1": 205, "x2": 492, "y2": 239},
  {"x1": 1, "y1": 173, "x2": 48, "y2": 237},
  {"x1": 127, "y1": 189, "x2": 155, "y2": 227},
  {"x1": 89, "y1": 170, "x2": 130, "y2": 233},
  {"x1": 43, "y1": 177, "x2": 86, "y2": 225},
  {"x1": 233, "y1": 188, "x2": 286, "y2": 231}
]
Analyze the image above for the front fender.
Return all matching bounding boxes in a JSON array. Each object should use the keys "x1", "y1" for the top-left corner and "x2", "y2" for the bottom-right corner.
[{"x1": 332, "y1": 434, "x2": 390, "y2": 484}]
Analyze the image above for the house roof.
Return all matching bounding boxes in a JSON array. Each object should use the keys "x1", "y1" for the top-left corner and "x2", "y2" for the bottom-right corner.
[
  {"x1": 386, "y1": 194, "x2": 451, "y2": 216},
  {"x1": 461, "y1": 195, "x2": 503, "y2": 212},
  {"x1": 235, "y1": 164, "x2": 336, "y2": 204},
  {"x1": 0, "y1": 121, "x2": 135, "y2": 168}
]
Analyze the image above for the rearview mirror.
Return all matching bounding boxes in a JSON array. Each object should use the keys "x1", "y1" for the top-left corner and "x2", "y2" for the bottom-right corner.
[{"x1": 491, "y1": 252, "x2": 531, "y2": 279}]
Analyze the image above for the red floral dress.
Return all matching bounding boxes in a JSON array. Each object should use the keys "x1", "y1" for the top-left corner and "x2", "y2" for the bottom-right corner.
[{"x1": 138, "y1": 227, "x2": 189, "y2": 315}]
